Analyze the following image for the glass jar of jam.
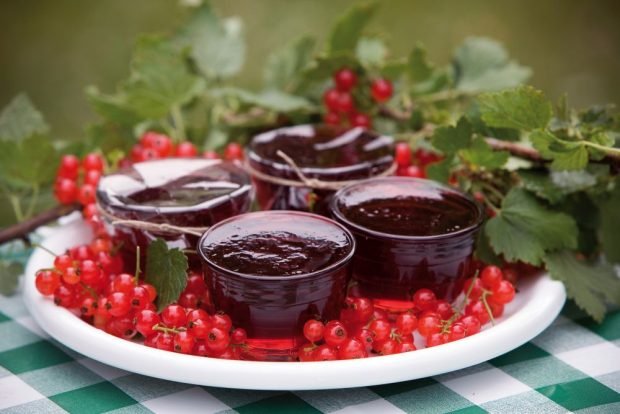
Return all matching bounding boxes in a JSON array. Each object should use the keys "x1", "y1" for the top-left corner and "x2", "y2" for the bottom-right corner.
[
  {"x1": 330, "y1": 177, "x2": 484, "y2": 311},
  {"x1": 246, "y1": 124, "x2": 395, "y2": 216},
  {"x1": 198, "y1": 211, "x2": 355, "y2": 361},
  {"x1": 96, "y1": 158, "x2": 252, "y2": 269}
]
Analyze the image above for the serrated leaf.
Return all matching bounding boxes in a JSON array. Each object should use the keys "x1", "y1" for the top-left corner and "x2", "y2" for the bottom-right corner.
[
  {"x1": 529, "y1": 129, "x2": 557, "y2": 158},
  {"x1": 518, "y1": 170, "x2": 565, "y2": 204},
  {"x1": 454, "y1": 37, "x2": 531, "y2": 92},
  {"x1": 145, "y1": 239, "x2": 188, "y2": 311},
  {"x1": 0, "y1": 94, "x2": 49, "y2": 142},
  {"x1": 549, "y1": 144, "x2": 589, "y2": 171},
  {"x1": 479, "y1": 86, "x2": 552, "y2": 131},
  {"x1": 587, "y1": 132, "x2": 614, "y2": 161},
  {"x1": 0, "y1": 261, "x2": 23, "y2": 296},
  {"x1": 212, "y1": 87, "x2": 313, "y2": 112},
  {"x1": 356, "y1": 37, "x2": 386, "y2": 67},
  {"x1": 425, "y1": 157, "x2": 453, "y2": 183},
  {"x1": 408, "y1": 43, "x2": 433, "y2": 82},
  {"x1": 461, "y1": 137, "x2": 509, "y2": 169},
  {"x1": 598, "y1": 184, "x2": 620, "y2": 263},
  {"x1": 475, "y1": 230, "x2": 502, "y2": 266},
  {"x1": 545, "y1": 251, "x2": 620, "y2": 322},
  {"x1": 0, "y1": 135, "x2": 57, "y2": 189},
  {"x1": 431, "y1": 117, "x2": 472, "y2": 154},
  {"x1": 327, "y1": 2, "x2": 378, "y2": 55},
  {"x1": 485, "y1": 188, "x2": 578, "y2": 265},
  {"x1": 264, "y1": 36, "x2": 315, "y2": 91},
  {"x1": 124, "y1": 36, "x2": 206, "y2": 119},
  {"x1": 85, "y1": 86, "x2": 141, "y2": 126},
  {"x1": 204, "y1": 128, "x2": 228, "y2": 151},
  {"x1": 381, "y1": 59, "x2": 407, "y2": 79}
]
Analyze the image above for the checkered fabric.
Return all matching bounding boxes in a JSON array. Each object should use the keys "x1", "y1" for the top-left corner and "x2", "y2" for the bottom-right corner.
[{"x1": 1, "y1": 269, "x2": 619, "y2": 412}]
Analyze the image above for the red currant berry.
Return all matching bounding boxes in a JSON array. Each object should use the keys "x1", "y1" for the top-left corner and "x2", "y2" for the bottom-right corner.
[
  {"x1": 394, "y1": 142, "x2": 412, "y2": 168},
  {"x1": 105, "y1": 316, "x2": 136, "y2": 339},
  {"x1": 53, "y1": 284, "x2": 76, "y2": 308},
  {"x1": 298, "y1": 343, "x2": 317, "y2": 362},
  {"x1": 460, "y1": 315, "x2": 481, "y2": 336},
  {"x1": 399, "y1": 341, "x2": 417, "y2": 353},
  {"x1": 35, "y1": 270, "x2": 61, "y2": 296},
  {"x1": 54, "y1": 178, "x2": 78, "y2": 204},
  {"x1": 53, "y1": 254, "x2": 73, "y2": 273},
  {"x1": 211, "y1": 312, "x2": 232, "y2": 332},
  {"x1": 323, "y1": 111, "x2": 341, "y2": 125},
  {"x1": 106, "y1": 292, "x2": 131, "y2": 317},
  {"x1": 395, "y1": 312, "x2": 418, "y2": 335},
  {"x1": 206, "y1": 327, "x2": 230, "y2": 353},
  {"x1": 174, "y1": 331, "x2": 196, "y2": 354},
  {"x1": 403, "y1": 165, "x2": 426, "y2": 178},
  {"x1": 413, "y1": 288, "x2": 437, "y2": 312},
  {"x1": 334, "y1": 68, "x2": 358, "y2": 91},
  {"x1": 77, "y1": 184, "x2": 96, "y2": 205},
  {"x1": 462, "y1": 277, "x2": 484, "y2": 300},
  {"x1": 323, "y1": 88, "x2": 341, "y2": 112},
  {"x1": 144, "y1": 133, "x2": 173, "y2": 157},
  {"x1": 417, "y1": 314, "x2": 441, "y2": 337},
  {"x1": 186, "y1": 273, "x2": 206, "y2": 295},
  {"x1": 187, "y1": 308, "x2": 209, "y2": 323},
  {"x1": 192, "y1": 339, "x2": 209, "y2": 356},
  {"x1": 79, "y1": 260, "x2": 102, "y2": 285},
  {"x1": 376, "y1": 338, "x2": 400, "y2": 355},
  {"x1": 335, "y1": 92, "x2": 354, "y2": 114},
  {"x1": 58, "y1": 155, "x2": 80, "y2": 179},
  {"x1": 156, "y1": 332, "x2": 174, "y2": 351},
  {"x1": 62, "y1": 267, "x2": 80, "y2": 285},
  {"x1": 414, "y1": 149, "x2": 442, "y2": 166},
  {"x1": 489, "y1": 280, "x2": 515, "y2": 304},
  {"x1": 178, "y1": 292, "x2": 198, "y2": 309},
  {"x1": 89, "y1": 238, "x2": 111, "y2": 255},
  {"x1": 353, "y1": 328, "x2": 374, "y2": 351},
  {"x1": 372, "y1": 308, "x2": 389, "y2": 321},
  {"x1": 139, "y1": 148, "x2": 160, "y2": 162},
  {"x1": 130, "y1": 286, "x2": 150, "y2": 310},
  {"x1": 82, "y1": 153, "x2": 104, "y2": 173},
  {"x1": 80, "y1": 296, "x2": 97, "y2": 316},
  {"x1": 303, "y1": 319, "x2": 324, "y2": 343},
  {"x1": 369, "y1": 319, "x2": 392, "y2": 342},
  {"x1": 313, "y1": 344, "x2": 338, "y2": 361},
  {"x1": 161, "y1": 304, "x2": 187, "y2": 328},
  {"x1": 481, "y1": 265, "x2": 504, "y2": 290},
  {"x1": 448, "y1": 322, "x2": 467, "y2": 342},
  {"x1": 224, "y1": 143, "x2": 244, "y2": 161},
  {"x1": 144, "y1": 333, "x2": 159, "y2": 348},
  {"x1": 142, "y1": 283, "x2": 157, "y2": 302},
  {"x1": 135, "y1": 309, "x2": 160, "y2": 337},
  {"x1": 175, "y1": 142, "x2": 197, "y2": 157},
  {"x1": 231, "y1": 328, "x2": 247, "y2": 344},
  {"x1": 111, "y1": 273, "x2": 135, "y2": 294},
  {"x1": 370, "y1": 78, "x2": 393, "y2": 103},
  {"x1": 350, "y1": 113, "x2": 372, "y2": 128},
  {"x1": 434, "y1": 300, "x2": 454, "y2": 320},
  {"x1": 465, "y1": 300, "x2": 490, "y2": 325},
  {"x1": 488, "y1": 300, "x2": 505, "y2": 318},
  {"x1": 351, "y1": 297, "x2": 374, "y2": 323},
  {"x1": 203, "y1": 150, "x2": 220, "y2": 159},
  {"x1": 426, "y1": 332, "x2": 447, "y2": 347},
  {"x1": 131, "y1": 145, "x2": 144, "y2": 162},
  {"x1": 70, "y1": 245, "x2": 93, "y2": 261},
  {"x1": 97, "y1": 252, "x2": 123, "y2": 275},
  {"x1": 83, "y1": 203, "x2": 98, "y2": 221},
  {"x1": 324, "y1": 320, "x2": 348, "y2": 347},
  {"x1": 338, "y1": 338, "x2": 368, "y2": 359}
]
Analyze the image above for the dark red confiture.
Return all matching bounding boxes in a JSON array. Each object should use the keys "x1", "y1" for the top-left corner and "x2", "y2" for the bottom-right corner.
[
  {"x1": 330, "y1": 177, "x2": 484, "y2": 309},
  {"x1": 198, "y1": 211, "x2": 355, "y2": 361},
  {"x1": 96, "y1": 158, "x2": 252, "y2": 269},
  {"x1": 247, "y1": 124, "x2": 394, "y2": 216}
]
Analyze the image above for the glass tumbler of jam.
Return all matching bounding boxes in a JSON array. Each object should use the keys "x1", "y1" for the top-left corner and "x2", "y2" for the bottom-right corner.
[
  {"x1": 330, "y1": 177, "x2": 484, "y2": 311},
  {"x1": 198, "y1": 211, "x2": 355, "y2": 361},
  {"x1": 96, "y1": 158, "x2": 252, "y2": 270},
  {"x1": 246, "y1": 124, "x2": 395, "y2": 216}
]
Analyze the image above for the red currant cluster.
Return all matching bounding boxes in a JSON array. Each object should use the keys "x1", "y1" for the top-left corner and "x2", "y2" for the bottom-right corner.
[
  {"x1": 393, "y1": 142, "x2": 443, "y2": 178},
  {"x1": 322, "y1": 68, "x2": 393, "y2": 129},
  {"x1": 126, "y1": 132, "x2": 244, "y2": 164},
  {"x1": 296, "y1": 265, "x2": 516, "y2": 361},
  {"x1": 34, "y1": 239, "x2": 247, "y2": 359},
  {"x1": 54, "y1": 153, "x2": 104, "y2": 206}
]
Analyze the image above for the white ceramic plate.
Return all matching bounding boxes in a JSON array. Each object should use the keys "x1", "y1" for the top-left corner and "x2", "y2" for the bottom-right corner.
[{"x1": 23, "y1": 220, "x2": 567, "y2": 391}]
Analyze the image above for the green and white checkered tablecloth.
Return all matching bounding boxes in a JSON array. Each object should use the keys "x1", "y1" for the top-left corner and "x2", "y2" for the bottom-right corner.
[{"x1": 1, "y1": 264, "x2": 619, "y2": 412}]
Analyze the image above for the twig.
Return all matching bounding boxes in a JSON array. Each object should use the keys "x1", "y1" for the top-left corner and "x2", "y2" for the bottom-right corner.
[{"x1": 0, "y1": 203, "x2": 80, "y2": 245}]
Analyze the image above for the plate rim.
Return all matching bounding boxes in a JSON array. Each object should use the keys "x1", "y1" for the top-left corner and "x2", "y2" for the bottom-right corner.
[{"x1": 23, "y1": 220, "x2": 567, "y2": 390}]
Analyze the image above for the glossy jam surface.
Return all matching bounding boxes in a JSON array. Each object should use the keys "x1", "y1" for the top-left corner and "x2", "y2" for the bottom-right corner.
[
  {"x1": 336, "y1": 180, "x2": 479, "y2": 237},
  {"x1": 331, "y1": 177, "x2": 483, "y2": 308},
  {"x1": 247, "y1": 125, "x2": 394, "y2": 215},
  {"x1": 199, "y1": 212, "x2": 354, "y2": 360},
  {"x1": 97, "y1": 158, "x2": 252, "y2": 268}
]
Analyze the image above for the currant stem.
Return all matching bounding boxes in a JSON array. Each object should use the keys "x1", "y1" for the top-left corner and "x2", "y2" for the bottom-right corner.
[
  {"x1": 134, "y1": 246, "x2": 141, "y2": 285},
  {"x1": 32, "y1": 243, "x2": 59, "y2": 257},
  {"x1": 152, "y1": 324, "x2": 183, "y2": 334}
]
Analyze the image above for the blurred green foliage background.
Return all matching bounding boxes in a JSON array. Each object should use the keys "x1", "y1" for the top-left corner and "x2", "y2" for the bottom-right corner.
[{"x1": 0, "y1": 0, "x2": 619, "y2": 139}]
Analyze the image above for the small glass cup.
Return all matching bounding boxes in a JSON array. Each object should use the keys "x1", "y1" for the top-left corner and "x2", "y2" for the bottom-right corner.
[
  {"x1": 246, "y1": 124, "x2": 394, "y2": 216},
  {"x1": 96, "y1": 158, "x2": 252, "y2": 269},
  {"x1": 198, "y1": 211, "x2": 355, "y2": 361},
  {"x1": 330, "y1": 177, "x2": 484, "y2": 311}
]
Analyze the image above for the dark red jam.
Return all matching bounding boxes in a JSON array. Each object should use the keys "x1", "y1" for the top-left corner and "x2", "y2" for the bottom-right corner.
[
  {"x1": 96, "y1": 158, "x2": 252, "y2": 268},
  {"x1": 331, "y1": 177, "x2": 483, "y2": 309},
  {"x1": 198, "y1": 211, "x2": 355, "y2": 360},
  {"x1": 247, "y1": 124, "x2": 394, "y2": 216}
]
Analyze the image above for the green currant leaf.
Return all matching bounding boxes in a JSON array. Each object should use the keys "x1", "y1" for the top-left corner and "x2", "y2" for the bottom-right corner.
[
  {"x1": 211, "y1": 87, "x2": 314, "y2": 112},
  {"x1": 460, "y1": 137, "x2": 509, "y2": 170},
  {"x1": 478, "y1": 86, "x2": 552, "y2": 131},
  {"x1": 549, "y1": 144, "x2": 589, "y2": 171},
  {"x1": 529, "y1": 129, "x2": 557, "y2": 159},
  {"x1": 0, "y1": 135, "x2": 58, "y2": 189},
  {"x1": 408, "y1": 43, "x2": 434, "y2": 82},
  {"x1": 0, "y1": 94, "x2": 49, "y2": 142},
  {"x1": 0, "y1": 260, "x2": 23, "y2": 296},
  {"x1": 327, "y1": 1, "x2": 379, "y2": 55},
  {"x1": 518, "y1": 170, "x2": 566, "y2": 204},
  {"x1": 425, "y1": 157, "x2": 453, "y2": 184},
  {"x1": 545, "y1": 251, "x2": 620, "y2": 323},
  {"x1": 85, "y1": 86, "x2": 142, "y2": 126},
  {"x1": 123, "y1": 36, "x2": 206, "y2": 119},
  {"x1": 485, "y1": 188, "x2": 578, "y2": 265},
  {"x1": 356, "y1": 37, "x2": 387, "y2": 68},
  {"x1": 453, "y1": 37, "x2": 531, "y2": 92},
  {"x1": 431, "y1": 116, "x2": 472, "y2": 155},
  {"x1": 587, "y1": 132, "x2": 615, "y2": 161},
  {"x1": 264, "y1": 36, "x2": 316, "y2": 92},
  {"x1": 598, "y1": 183, "x2": 620, "y2": 264},
  {"x1": 145, "y1": 238, "x2": 188, "y2": 312}
]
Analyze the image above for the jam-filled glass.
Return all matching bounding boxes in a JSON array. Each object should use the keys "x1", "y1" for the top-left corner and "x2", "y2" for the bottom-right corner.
[
  {"x1": 96, "y1": 158, "x2": 252, "y2": 269},
  {"x1": 246, "y1": 124, "x2": 394, "y2": 216},
  {"x1": 330, "y1": 177, "x2": 484, "y2": 311},
  {"x1": 198, "y1": 211, "x2": 355, "y2": 361}
]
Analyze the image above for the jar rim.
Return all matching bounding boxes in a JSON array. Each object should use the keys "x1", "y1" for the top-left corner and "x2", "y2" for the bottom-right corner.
[
  {"x1": 197, "y1": 210, "x2": 356, "y2": 281},
  {"x1": 329, "y1": 177, "x2": 485, "y2": 242}
]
